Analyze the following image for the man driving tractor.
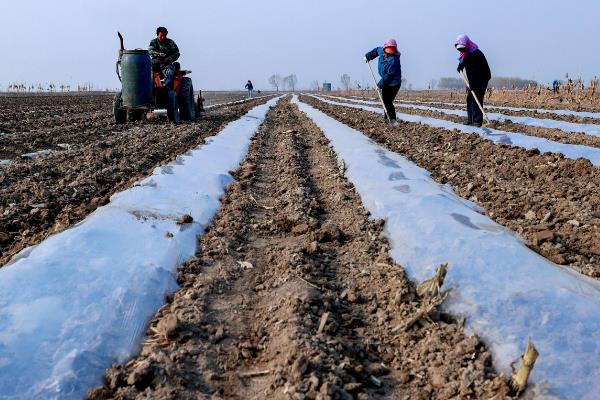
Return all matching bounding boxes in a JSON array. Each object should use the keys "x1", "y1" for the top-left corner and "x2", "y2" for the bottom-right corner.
[{"x1": 148, "y1": 26, "x2": 180, "y2": 89}]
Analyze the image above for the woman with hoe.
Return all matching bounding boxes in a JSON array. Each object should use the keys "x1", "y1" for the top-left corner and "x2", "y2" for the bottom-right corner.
[
  {"x1": 455, "y1": 34, "x2": 491, "y2": 127},
  {"x1": 364, "y1": 39, "x2": 402, "y2": 126}
]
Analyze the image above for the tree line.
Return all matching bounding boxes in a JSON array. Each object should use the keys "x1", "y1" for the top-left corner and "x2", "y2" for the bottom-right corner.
[
  {"x1": 268, "y1": 74, "x2": 298, "y2": 91},
  {"x1": 268, "y1": 73, "x2": 411, "y2": 92},
  {"x1": 437, "y1": 76, "x2": 539, "y2": 90},
  {"x1": 2, "y1": 82, "x2": 98, "y2": 93}
]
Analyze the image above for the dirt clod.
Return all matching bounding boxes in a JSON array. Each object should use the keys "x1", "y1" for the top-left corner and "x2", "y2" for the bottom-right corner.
[
  {"x1": 533, "y1": 230, "x2": 555, "y2": 245},
  {"x1": 177, "y1": 214, "x2": 193, "y2": 225},
  {"x1": 126, "y1": 360, "x2": 153, "y2": 389},
  {"x1": 312, "y1": 222, "x2": 343, "y2": 243},
  {"x1": 157, "y1": 314, "x2": 180, "y2": 340}
]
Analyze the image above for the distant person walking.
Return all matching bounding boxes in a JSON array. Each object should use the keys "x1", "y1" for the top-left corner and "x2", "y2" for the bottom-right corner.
[
  {"x1": 245, "y1": 80, "x2": 254, "y2": 98},
  {"x1": 364, "y1": 39, "x2": 402, "y2": 126},
  {"x1": 455, "y1": 34, "x2": 491, "y2": 127},
  {"x1": 553, "y1": 79, "x2": 560, "y2": 94}
]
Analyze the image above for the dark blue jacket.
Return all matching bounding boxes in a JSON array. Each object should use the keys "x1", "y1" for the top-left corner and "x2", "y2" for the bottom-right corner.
[{"x1": 365, "y1": 47, "x2": 402, "y2": 88}]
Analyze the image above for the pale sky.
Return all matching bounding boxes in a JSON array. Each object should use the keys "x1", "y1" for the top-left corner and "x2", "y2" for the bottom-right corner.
[{"x1": 2, "y1": 0, "x2": 599, "y2": 90}]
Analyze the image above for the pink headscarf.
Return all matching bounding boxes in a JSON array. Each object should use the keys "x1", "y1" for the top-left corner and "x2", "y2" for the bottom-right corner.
[
  {"x1": 455, "y1": 34, "x2": 478, "y2": 60},
  {"x1": 383, "y1": 38, "x2": 401, "y2": 56}
]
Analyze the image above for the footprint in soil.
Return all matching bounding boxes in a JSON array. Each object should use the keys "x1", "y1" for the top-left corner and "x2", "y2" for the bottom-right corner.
[
  {"x1": 377, "y1": 155, "x2": 401, "y2": 168},
  {"x1": 375, "y1": 149, "x2": 401, "y2": 169},
  {"x1": 450, "y1": 213, "x2": 481, "y2": 230},
  {"x1": 393, "y1": 185, "x2": 411, "y2": 193},
  {"x1": 388, "y1": 171, "x2": 407, "y2": 181},
  {"x1": 481, "y1": 129, "x2": 513, "y2": 145}
]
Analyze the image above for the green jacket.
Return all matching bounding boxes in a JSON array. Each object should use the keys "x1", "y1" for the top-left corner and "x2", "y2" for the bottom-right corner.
[{"x1": 148, "y1": 38, "x2": 180, "y2": 63}]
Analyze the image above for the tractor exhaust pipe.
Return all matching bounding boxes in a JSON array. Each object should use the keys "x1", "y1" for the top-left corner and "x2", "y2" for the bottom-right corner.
[{"x1": 116, "y1": 32, "x2": 125, "y2": 82}]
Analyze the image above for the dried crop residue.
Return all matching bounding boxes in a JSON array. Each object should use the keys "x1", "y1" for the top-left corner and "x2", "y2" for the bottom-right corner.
[
  {"x1": 0, "y1": 95, "x2": 274, "y2": 266},
  {"x1": 89, "y1": 99, "x2": 512, "y2": 399},
  {"x1": 301, "y1": 95, "x2": 600, "y2": 279}
]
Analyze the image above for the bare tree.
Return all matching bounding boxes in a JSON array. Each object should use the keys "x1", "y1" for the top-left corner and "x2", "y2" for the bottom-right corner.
[
  {"x1": 268, "y1": 74, "x2": 282, "y2": 91},
  {"x1": 340, "y1": 74, "x2": 351, "y2": 91},
  {"x1": 310, "y1": 80, "x2": 320, "y2": 91},
  {"x1": 283, "y1": 74, "x2": 298, "y2": 91}
]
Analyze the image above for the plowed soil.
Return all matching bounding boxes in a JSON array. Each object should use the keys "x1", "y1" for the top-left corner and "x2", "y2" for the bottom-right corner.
[
  {"x1": 88, "y1": 99, "x2": 513, "y2": 399},
  {"x1": 0, "y1": 94, "x2": 274, "y2": 266},
  {"x1": 301, "y1": 95, "x2": 600, "y2": 280}
]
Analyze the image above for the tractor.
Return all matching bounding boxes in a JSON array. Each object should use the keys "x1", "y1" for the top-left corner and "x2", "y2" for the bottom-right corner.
[{"x1": 113, "y1": 32, "x2": 203, "y2": 124}]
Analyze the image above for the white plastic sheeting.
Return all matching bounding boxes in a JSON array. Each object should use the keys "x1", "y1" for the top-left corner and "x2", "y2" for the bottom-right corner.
[
  {"x1": 398, "y1": 99, "x2": 600, "y2": 120},
  {"x1": 0, "y1": 96, "x2": 280, "y2": 399},
  {"x1": 325, "y1": 95, "x2": 600, "y2": 137},
  {"x1": 204, "y1": 95, "x2": 273, "y2": 109},
  {"x1": 311, "y1": 95, "x2": 600, "y2": 166},
  {"x1": 293, "y1": 95, "x2": 600, "y2": 399},
  {"x1": 351, "y1": 95, "x2": 600, "y2": 120},
  {"x1": 21, "y1": 149, "x2": 55, "y2": 159}
]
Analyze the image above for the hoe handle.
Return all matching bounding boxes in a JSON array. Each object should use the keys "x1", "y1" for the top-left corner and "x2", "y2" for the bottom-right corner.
[
  {"x1": 459, "y1": 69, "x2": 489, "y2": 123},
  {"x1": 366, "y1": 60, "x2": 389, "y2": 120}
]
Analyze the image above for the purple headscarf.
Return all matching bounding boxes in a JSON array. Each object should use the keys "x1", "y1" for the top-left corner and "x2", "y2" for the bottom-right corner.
[{"x1": 455, "y1": 34, "x2": 478, "y2": 60}]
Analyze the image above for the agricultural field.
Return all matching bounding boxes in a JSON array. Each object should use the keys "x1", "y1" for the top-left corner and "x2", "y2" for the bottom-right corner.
[
  {"x1": 311, "y1": 93, "x2": 600, "y2": 277},
  {"x1": 0, "y1": 91, "x2": 271, "y2": 264},
  {"x1": 1, "y1": 89, "x2": 600, "y2": 400}
]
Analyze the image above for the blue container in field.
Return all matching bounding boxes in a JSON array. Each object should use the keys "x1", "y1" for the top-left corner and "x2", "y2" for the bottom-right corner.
[{"x1": 121, "y1": 50, "x2": 153, "y2": 107}]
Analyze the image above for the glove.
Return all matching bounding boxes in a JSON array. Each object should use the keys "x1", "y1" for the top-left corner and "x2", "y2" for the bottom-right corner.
[
  {"x1": 364, "y1": 57, "x2": 369, "y2": 63},
  {"x1": 457, "y1": 65, "x2": 464, "y2": 73}
]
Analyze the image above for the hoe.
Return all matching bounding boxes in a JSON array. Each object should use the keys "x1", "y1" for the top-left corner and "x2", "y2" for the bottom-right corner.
[{"x1": 459, "y1": 69, "x2": 490, "y2": 125}]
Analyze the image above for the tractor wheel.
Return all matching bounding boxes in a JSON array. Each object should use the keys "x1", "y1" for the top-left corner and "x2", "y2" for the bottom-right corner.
[
  {"x1": 113, "y1": 92, "x2": 127, "y2": 124},
  {"x1": 166, "y1": 89, "x2": 181, "y2": 124},
  {"x1": 178, "y1": 77, "x2": 196, "y2": 121}
]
